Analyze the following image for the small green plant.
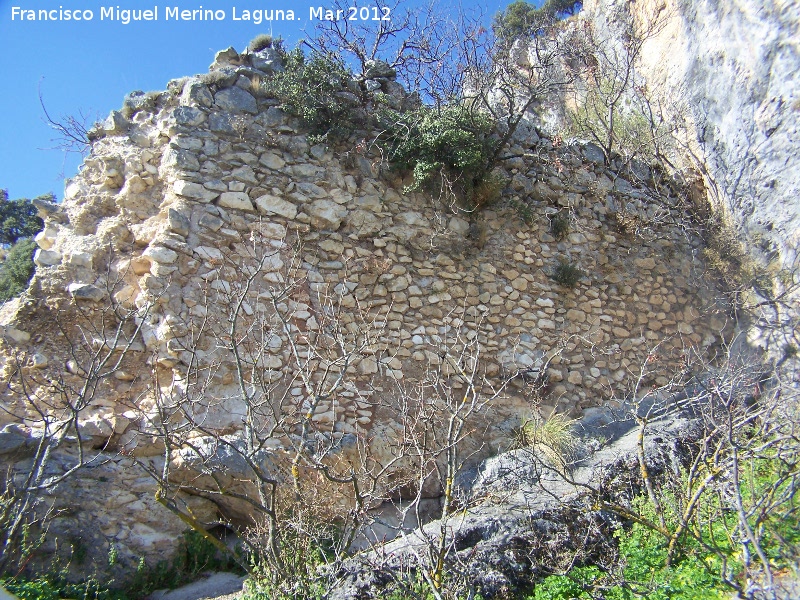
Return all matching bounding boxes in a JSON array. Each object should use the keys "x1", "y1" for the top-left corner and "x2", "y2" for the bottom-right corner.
[
  {"x1": 511, "y1": 198, "x2": 535, "y2": 224},
  {"x1": 551, "y1": 260, "x2": 584, "y2": 288},
  {"x1": 517, "y1": 413, "x2": 580, "y2": 471},
  {"x1": 550, "y1": 212, "x2": 570, "y2": 240},
  {"x1": 125, "y1": 530, "x2": 242, "y2": 597},
  {"x1": 107, "y1": 544, "x2": 118, "y2": 568}
]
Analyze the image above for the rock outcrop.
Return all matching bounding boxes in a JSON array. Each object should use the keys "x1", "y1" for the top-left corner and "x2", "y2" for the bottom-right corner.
[
  {"x1": 584, "y1": 0, "x2": 800, "y2": 266},
  {"x1": 329, "y1": 404, "x2": 701, "y2": 598}
]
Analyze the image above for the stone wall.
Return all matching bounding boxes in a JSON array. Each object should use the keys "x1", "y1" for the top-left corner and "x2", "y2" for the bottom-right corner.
[{"x1": 0, "y1": 45, "x2": 730, "y2": 574}]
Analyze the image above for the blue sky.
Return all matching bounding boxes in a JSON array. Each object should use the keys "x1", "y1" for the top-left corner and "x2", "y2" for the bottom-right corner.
[{"x1": 0, "y1": 0, "x2": 514, "y2": 201}]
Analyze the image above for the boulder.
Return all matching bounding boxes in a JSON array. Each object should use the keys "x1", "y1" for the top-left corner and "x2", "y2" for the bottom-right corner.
[
  {"x1": 214, "y1": 87, "x2": 257, "y2": 114},
  {"x1": 364, "y1": 59, "x2": 396, "y2": 79},
  {"x1": 218, "y1": 192, "x2": 255, "y2": 211},
  {"x1": 251, "y1": 47, "x2": 284, "y2": 73},
  {"x1": 173, "y1": 180, "x2": 218, "y2": 203},
  {"x1": 307, "y1": 200, "x2": 348, "y2": 230},
  {"x1": 34, "y1": 249, "x2": 62, "y2": 267},
  {"x1": 68, "y1": 283, "x2": 105, "y2": 302},
  {"x1": 255, "y1": 194, "x2": 297, "y2": 219}
]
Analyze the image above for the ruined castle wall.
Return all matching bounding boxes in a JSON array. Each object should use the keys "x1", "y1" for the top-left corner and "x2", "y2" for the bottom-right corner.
[{"x1": 0, "y1": 49, "x2": 729, "y2": 572}]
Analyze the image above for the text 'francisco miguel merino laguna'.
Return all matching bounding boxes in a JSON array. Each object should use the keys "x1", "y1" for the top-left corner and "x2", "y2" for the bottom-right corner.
[
  {"x1": 11, "y1": 5, "x2": 393, "y2": 23},
  {"x1": 11, "y1": 6, "x2": 298, "y2": 23}
]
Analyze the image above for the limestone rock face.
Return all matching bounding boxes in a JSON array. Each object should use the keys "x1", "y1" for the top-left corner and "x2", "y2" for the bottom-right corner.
[{"x1": 583, "y1": 0, "x2": 800, "y2": 263}]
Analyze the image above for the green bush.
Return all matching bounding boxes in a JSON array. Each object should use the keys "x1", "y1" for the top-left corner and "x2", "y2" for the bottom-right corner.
[
  {"x1": 493, "y1": 1, "x2": 546, "y2": 41},
  {"x1": 264, "y1": 49, "x2": 360, "y2": 145},
  {"x1": 1, "y1": 530, "x2": 240, "y2": 600},
  {"x1": 551, "y1": 260, "x2": 584, "y2": 288},
  {"x1": 530, "y1": 448, "x2": 800, "y2": 600},
  {"x1": 125, "y1": 530, "x2": 241, "y2": 597},
  {"x1": 0, "y1": 238, "x2": 37, "y2": 302},
  {"x1": 379, "y1": 104, "x2": 497, "y2": 206},
  {"x1": 2, "y1": 573, "x2": 119, "y2": 600}
]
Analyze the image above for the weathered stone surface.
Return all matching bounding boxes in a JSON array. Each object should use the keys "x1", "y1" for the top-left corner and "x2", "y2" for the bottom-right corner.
[
  {"x1": 214, "y1": 87, "x2": 257, "y2": 114},
  {"x1": 0, "y1": 424, "x2": 28, "y2": 455},
  {"x1": 251, "y1": 47, "x2": 284, "y2": 73},
  {"x1": 34, "y1": 249, "x2": 61, "y2": 267},
  {"x1": 364, "y1": 59, "x2": 396, "y2": 79},
  {"x1": 211, "y1": 46, "x2": 242, "y2": 69},
  {"x1": 143, "y1": 246, "x2": 178, "y2": 264},
  {"x1": 163, "y1": 148, "x2": 200, "y2": 172},
  {"x1": 259, "y1": 151, "x2": 285, "y2": 170},
  {"x1": 308, "y1": 200, "x2": 347, "y2": 230},
  {"x1": 173, "y1": 180, "x2": 218, "y2": 203},
  {"x1": 173, "y1": 106, "x2": 206, "y2": 126},
  {"x1": 448, "y1": 216, "x2": 470, "y2": 236},
  {"x1": 329, "y1": 413, "x2": 703, "y2": 599},
  {"x1": 67, "y1": 283, "x2": 105, "y2": 302},
  {"x1": 582, "y1": 142, "x2": 605, "y2": 165},
  {"x1": 218, "y1": 192, "x2": 255, "y2": 211},
  {"x1": 181, "y1": 79, "x2": 213, "y2": 108},
  {"x1": 584, "y1": 0, "x2": 800, "y2": 265},
  {"x1": 35, "y1": 225, "x2": 59, "y2": 250},
  {"x1": 255, "y1": 194, "x2": 297, "y2": 219},
  {"x1": 167, "y1": 209, "x2": 190, "y2": 237},
  {"x1": 209, "y1": 112, "x2": 235, "y2": 133}
]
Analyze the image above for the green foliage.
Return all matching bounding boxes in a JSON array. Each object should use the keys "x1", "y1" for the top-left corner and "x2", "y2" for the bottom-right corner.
[
  {"x1": 0, "y1": 238, "x2": 37, "y2": 302},
  {"x1": 0, "y1": 190, "x2": 45, "y2": 246},
  {"x1": 528, "y1": 565, "x2": 600, "y2": 599},
  {"x1": 379, "y1": 104, "x2": 497, "y2": 206},
  {"x1": 383, "y1": 570, "x2": 484, "y2": 600},
  {"x1": 551, "y1": 260, "x2": 584, "y2": 288},
  {"x1": 605, "y1": 497, "x2": 728, "y2": 600},
  {"x1": 126, "y1": 530, "x2": 241, "y2": 597},
  {"x1": 528, "y1": 498, "x2": 727, "y2": 600},
  {"x1": 493, "y1": 0, "x2": 580, "y2": 41},
  {"x1": 702, "y1": 217, "x2": 781, "y2": 297},
  {"x1": 264, "y1": 49, "x2": 360, "y2": 145},
  {"x1": 531, "y1": 450, "x2": 800, "y2": 600},
  {"x1": 242, "y1": 517, "x2": 340, "y2": 600},
  {"x1": 2, "y1": 530, "x2": 240, "y2": 600},
  {"x1": 2, "y1": 573, "x2": 119, "y2": 600},
  {"x1": 566, "y1": 72, "x2": 670, "y2": 165},
  {"x1": 494, "y1": 1, "x2": 546, "y2": 41}
]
